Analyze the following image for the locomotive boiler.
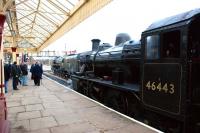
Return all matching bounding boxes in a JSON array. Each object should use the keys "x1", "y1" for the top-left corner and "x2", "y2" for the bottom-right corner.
[
  {"x1": 51, "y1": 39, "x2": 112, "y2": 79},
  {"x1": 71, "y1": 34, "x2": 142, "y2": 116},
  {"x1": 70, "y1": 8, "x2": 200, "y2": 133}
]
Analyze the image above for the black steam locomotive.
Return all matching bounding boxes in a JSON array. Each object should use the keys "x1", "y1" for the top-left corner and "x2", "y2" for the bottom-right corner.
[
  {"x1": 51, "y1": 39, "x2": 113, "y2": 78},
  {"x1": 53, "y1": 9, "x2": 200, "y2": 133},
  {"x1": 51, "y1": 54, "x2": 79, "y2": 78}
]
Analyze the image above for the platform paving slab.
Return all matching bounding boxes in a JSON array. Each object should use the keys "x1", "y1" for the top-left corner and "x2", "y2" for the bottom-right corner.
[
  {"x1": 29, "y1": 116, "x2": 58, "y2": 131},
  {"x1": 11, "y1": 119, "x2": 30, "y2": 131},
  {"x1": 21, "y1": 97, "x2": 42, "y2": 105},
  {"x1": 42, "y1": 101, "x2": 65, "y2": 109},
  {"x1": 50, "y1": 122, "x2": 97, "y2": 133},
  {"x1": 8, "y1": 106, "x2": 25, "y2": 114},
  {"x1": 5, "y1": 74, "x2": 160, "y2": 133},
  {"x1": 6, "y1": 97, "x2": 21, "y2": 102},
  {"x1": 28, "y1": 128, "x2": 51, "y2": 133},
  {"x1": 25, "y1": 104, "x2": 44, "y2": 111},
  {"x1": 41, "y1": 108, "x2": 74, "y2": 117},
  {"x1": 17, "y1": 111, "x2": 41, "y2": 120},
  {"x1": 7, "y1": 101, "x2": 21, "y2": 107},
  {"x1": 104, "y1": 123, "x2": 156, "y2": 133},
  {"x1": 7, "y1": 113, "x2": 17, "y2": 121},
  {"x1": 54, "y1": 112, "x2": 86, "y2": 125}
]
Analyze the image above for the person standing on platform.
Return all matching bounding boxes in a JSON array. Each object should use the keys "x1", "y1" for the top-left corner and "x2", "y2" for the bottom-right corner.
[
  {"x1": 39, "y1": 61, "x2": 43, "y2": 80},
  {"x1": 20, "y1": 62, "x2": 28, "y2": 86},
  {"x1": 4, "y1": 63, "x2": 11, "y2": 93},
  {"x1": 30, "y1": 62, "x2": 35, "y2": 80},
  {"x1": 39, "y1": 61, "x2": 43, "y2": 69},
  {"x1": 17, "y1": 64, "x2": 22, "y2": 85},
  {"x1": 11, "y1": 61, "x2": 20, "y2": 90},
  {"x1": 32, "y1": 62, "x2": 43, "y2": 86}
]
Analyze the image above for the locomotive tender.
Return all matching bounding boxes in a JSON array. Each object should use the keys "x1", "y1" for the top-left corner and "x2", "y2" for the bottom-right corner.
[{"x1": 54, "y1": 9, "x2": 200, "y2": 133}]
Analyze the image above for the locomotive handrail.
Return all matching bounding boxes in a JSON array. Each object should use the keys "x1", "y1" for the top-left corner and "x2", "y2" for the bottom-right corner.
[
  {"x1": 97, "y1": 50, "x2": 122, "y2": 56},
  {"x1": 96, "y1": 51, "x2": 111, "y2": 56},
  {"x1": 123, "y1": 48, "x2": 140, "y2": 52},
  {"x1": 122, "y1": 49, "x2": 141, "y2": 55}
]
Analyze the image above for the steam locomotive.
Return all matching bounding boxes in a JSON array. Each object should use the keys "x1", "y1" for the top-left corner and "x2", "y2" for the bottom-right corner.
[
  {"x1": 51, "y1": 40, "x2": 113, "y2": 78},
  {"x1": 52, "y1": 9, "x2": 200, "y2": 133},
  {"x1": 51, "y1": 53, "x2": 82, "y2": 79}
]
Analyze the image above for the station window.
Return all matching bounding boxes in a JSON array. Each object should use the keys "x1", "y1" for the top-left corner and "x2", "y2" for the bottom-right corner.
[
  {"x1": 145, "y1": 35, "x2": 160, "y2": 59},
  {"x1": 162, "y1": 30, "x2": 180, "y2": 58}
]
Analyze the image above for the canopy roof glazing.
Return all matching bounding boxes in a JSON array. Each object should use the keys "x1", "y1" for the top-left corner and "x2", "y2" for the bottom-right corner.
[{"x1": 3, "y1": 0, "x2": 80, "y2": 49}]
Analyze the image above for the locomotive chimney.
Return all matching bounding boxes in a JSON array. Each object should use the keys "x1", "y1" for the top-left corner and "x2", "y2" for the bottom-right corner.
[
  {"x1": 91, "y1": 39, "x2": 101, "y2": 51},
  {"x1": 114, "y1": 33, "x2": 131, "y2": 46}
]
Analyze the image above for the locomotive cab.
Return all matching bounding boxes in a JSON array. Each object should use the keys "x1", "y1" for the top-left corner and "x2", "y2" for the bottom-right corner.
[{"x1": 141, "y1": 9, "x2": 200, "y2": 132}]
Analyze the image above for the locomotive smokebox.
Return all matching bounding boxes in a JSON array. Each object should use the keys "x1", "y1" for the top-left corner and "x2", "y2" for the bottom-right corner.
[
  {"x1": 115, "y1": 33, "x2": 131, "y2": 46},
  {"x1": 91, "y1": 39, "x2": 101, "y2": 51}
]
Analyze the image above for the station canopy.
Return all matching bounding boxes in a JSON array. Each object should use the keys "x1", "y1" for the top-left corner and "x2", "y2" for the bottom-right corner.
[{"x1": 2, "y1": 0, "x2": 112, "y2": 53}]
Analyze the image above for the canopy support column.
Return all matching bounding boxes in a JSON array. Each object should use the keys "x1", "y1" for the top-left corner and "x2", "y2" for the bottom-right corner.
[
  {"x1": 11, "y1": 47, "x2": 17, "y2": 62},
  {"x1": 0, "y1": 14, "x2": 6, "y2": 93}
]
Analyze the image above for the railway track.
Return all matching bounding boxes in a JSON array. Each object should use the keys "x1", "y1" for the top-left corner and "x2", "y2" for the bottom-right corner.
[{"x1": 43, "y1": 72, "x2": 72, "y2": 88}]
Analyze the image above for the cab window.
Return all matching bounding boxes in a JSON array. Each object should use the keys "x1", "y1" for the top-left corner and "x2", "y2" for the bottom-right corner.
[
  {"x1": 162, "y1": 30, "x2": 180, "y2": 58},
  {"x1": 145, "y1": 35, "x2": 160, "y2": 59}
]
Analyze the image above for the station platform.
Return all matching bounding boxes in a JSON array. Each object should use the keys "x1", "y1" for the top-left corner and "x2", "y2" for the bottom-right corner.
[{"x1": 5, "y1": 75, "x2": 161, "y2": 133}]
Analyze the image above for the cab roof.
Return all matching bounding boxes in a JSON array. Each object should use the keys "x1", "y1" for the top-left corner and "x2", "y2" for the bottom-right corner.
[{"x1": 144, "y1": 8, "x2": 200, "y2": 32}]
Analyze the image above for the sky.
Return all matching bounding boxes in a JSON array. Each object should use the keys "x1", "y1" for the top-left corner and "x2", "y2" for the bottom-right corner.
[{"x1": 44, "y1": 0, "x2": 200, "y2": 55}]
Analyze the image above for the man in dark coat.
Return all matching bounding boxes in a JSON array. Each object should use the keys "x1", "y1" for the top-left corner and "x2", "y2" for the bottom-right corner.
[
  {"x1": 4, "y1": 63, "x2": 11, "y2": 93},
  {"x1": 11, "y1": 61, "x2": 21, "y2": 90},
  {"x1": 32, "y1": 62, "x2": 43, "y2": 86},
  {"x1": 20, "y1": 62, "x2": 28, "y2": 86},
  {"x1": 30, "y1": 63, "x2": 35, "y2": 80}
]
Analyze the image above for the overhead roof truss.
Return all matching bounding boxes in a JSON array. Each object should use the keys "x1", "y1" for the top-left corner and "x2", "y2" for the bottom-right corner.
[{"x1": 1, "y1": 0, "x2": 113, "y2": 53}]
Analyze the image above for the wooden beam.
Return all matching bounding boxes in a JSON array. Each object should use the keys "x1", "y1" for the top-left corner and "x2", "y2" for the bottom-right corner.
[
  {"x1": 65, "y1": 0, "x2": 74, "y2": 6},
  {"x1": 10, "y1": 0, "x2": 29, "y2": 8},
  {"x1": 18, "y1": 11, "x2": 35, "y2": 21},
  {"x1": 37, "y1": 12, "x2": 59, "y2": 27},
  {"x1": 4, "y1": 47, "x2": 37, "y2": 53},
  {"x1": 38, "y1": 0, "x2": 113, "y2": 51},
  {"x1": 47, "y1": 0, "x2": 69, "y2": 16},
  {"x1": 2, "y1": 0, "x2": 13, "y2": 13},
  {"x1": 4, "y1": 35, "x2": 35, "y2": 40},
  {"x1": 30, "y1": 0, "x2": 41, "y2": 35},
  {"x1": 55, "y1": 0, "x2": 70, "y2": 12}
]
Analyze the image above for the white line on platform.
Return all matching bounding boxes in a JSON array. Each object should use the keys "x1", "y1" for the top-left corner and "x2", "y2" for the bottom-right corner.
[{"x1": 44, "y1": 75, "x2": 163, "y2": 133}]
